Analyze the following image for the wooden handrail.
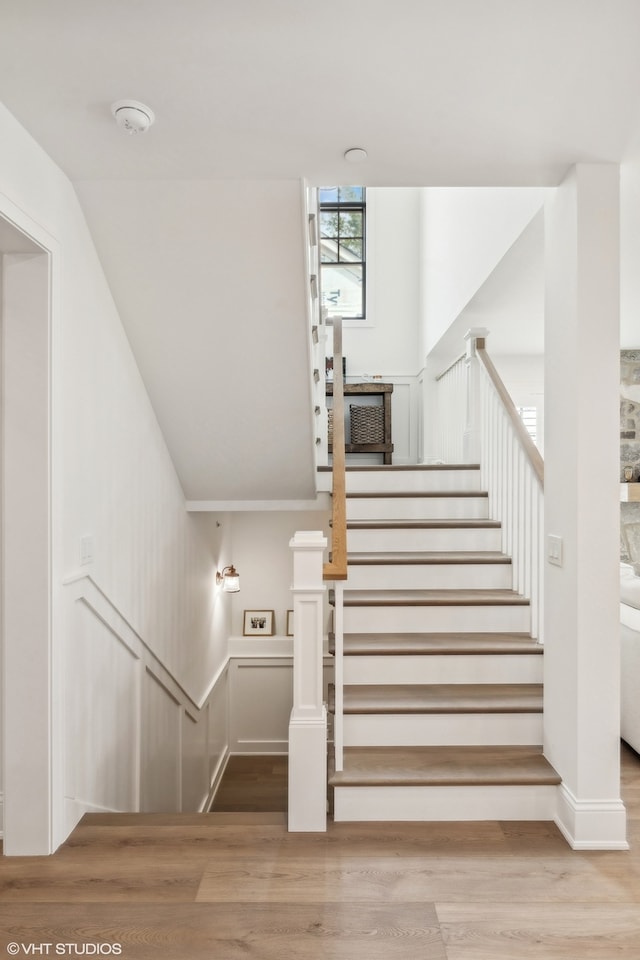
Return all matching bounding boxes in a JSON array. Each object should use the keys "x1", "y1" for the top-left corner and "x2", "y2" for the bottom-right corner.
[
  {"x1": 477, "y1": 344, "x2": 544, "y2": 489},
  {"x1": 323, "y1": 317, "x2": 348, "y2": 580}
]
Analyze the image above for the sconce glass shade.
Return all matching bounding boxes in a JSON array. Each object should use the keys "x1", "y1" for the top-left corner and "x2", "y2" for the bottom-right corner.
[{"x1": 217, "y1": 564, "x2": 240, "y2": 593}]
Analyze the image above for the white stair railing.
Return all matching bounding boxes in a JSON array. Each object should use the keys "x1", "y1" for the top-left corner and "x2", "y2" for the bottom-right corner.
[
  {"x1": 434, "y1": 330, "x2": 544, "y2": 640},
  {"x1": 472, "y1": 333, "x2": 545, "y2": 642}
]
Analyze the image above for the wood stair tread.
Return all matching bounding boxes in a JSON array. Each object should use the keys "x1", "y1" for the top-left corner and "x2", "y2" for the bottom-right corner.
[
  {"x1": 328, "y1": 745, "x2": 561, "y2": 787},
  {"x1": 336, "y1": 589, "x2": 530, "y2": 606},
  {"x1": 329, "y1": 632, "x2": 542, "y2": 656},
  {"x1": 330, "y1": 683, "x2": 543, "y2": 714},
  {"x1": 347, "y1": 551, "x2": 511, "y2": 565}
]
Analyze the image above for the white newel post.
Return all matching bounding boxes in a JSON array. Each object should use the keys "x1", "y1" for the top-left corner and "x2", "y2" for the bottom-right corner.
[
  {"x1": 288, "y1": 530, "x2": 328, "y2": 831},
  {"x1": 463, "y1": 327, "x2": 489, "y2": 463}
]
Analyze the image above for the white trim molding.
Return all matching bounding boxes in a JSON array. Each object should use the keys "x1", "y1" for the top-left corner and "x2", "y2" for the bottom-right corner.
[
  {"x1": 187, "y1": 496, "x2": 330, "y2": 512},
  {"x1": 555, "y1": 782, "x2": 629, "y2": 850}
]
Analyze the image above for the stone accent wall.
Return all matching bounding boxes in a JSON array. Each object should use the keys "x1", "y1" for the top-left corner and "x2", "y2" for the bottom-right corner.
[{"x1": 621, "y1": 350, "x2": 640, "y2": 562}]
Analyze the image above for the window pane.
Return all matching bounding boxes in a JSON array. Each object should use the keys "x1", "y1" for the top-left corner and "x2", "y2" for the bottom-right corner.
[
  {"x1": 320, "y1": 238, "x2": 339, "y2": 263},
  {"x1": 337, "y1": 186, "x2": 364, "y2": 203},
  {"x1": 338, "y1": 211, "x2": 363, "y2": 238},
  {"x1": 319, "y1": 187, "x2": 339, "y2": 204},
  {"x1": 339, "y1": 238, "x2": 362, "y2": 260},
  {"x1": 319, "y1": 211, "x2": 339, "y2": 239},
  {"x1": 321, "y1": 263, "x2": 364, "y2": 318}
]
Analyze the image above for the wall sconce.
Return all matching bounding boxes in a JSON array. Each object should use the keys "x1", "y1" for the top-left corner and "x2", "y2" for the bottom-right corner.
[{"x1": 216, "y1": 564, "x2": 240, "y2": 593}]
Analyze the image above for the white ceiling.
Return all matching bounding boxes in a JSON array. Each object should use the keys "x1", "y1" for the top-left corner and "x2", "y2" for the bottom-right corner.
[
  {"x1": 1, "y1": 0, "x2": 639, "y2": 498},
  {"x1": 2, "y1": 0, "x2": 640, "y2": 186}
]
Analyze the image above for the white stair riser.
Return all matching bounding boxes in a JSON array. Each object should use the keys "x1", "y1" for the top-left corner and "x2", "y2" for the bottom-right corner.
[
  {"x1": 347, "y1": 527, "x2": 502, "y2": 553},
  {"x1": 346, "y1": 469, "x2": 481, "y2": 494},
  {"x1": 342, "y1": 712, "x2": 543, "y2": 747},
  {"x1": 347, "y1": 496, "x2": 489, "y2": 521},
  {"x1": 332, "y1": 783, "x2": 558, "y2": 822},
  {"x1": 343, "y1": 603, "x2": 531, "y2": 634},
  {"x1": 342, "y1": 653, "x2": 543, "y2": 685},
  {"x1": 345, "y1": 563, "x2": 512, "y2": 591}
]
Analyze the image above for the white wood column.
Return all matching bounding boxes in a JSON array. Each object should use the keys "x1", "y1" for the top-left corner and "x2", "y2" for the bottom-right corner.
[
  {"x1": 544, "y1": 164, "x2": 627, "y2": 849},
  {"x1": 288, "y1": 530, "x2": 327, "y2": 831}
]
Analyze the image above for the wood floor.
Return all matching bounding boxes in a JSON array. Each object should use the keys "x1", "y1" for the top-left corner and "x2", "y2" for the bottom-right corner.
[
  {"x1": 0, "y1": 745, "x2": 639, "y2": 959},
  {"x1": 209, "y1": 754, "x2": 288, "y2": 812}
]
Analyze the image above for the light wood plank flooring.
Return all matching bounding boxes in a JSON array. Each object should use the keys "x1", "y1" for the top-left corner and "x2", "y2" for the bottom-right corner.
[{"x1": 0, "y1": 745, "x2": 638, "y2": 959}]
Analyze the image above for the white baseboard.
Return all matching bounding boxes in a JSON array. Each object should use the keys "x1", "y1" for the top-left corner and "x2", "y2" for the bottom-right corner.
[
  {"x1": 555, "y1": 782, "x2": 629, "y2": 850},
  {"x1": 202, "y1": 746, "x2": 231, "y2": 811},
  {"x1": 233, "y1": 739, "x2": 289, "y2": 753}
]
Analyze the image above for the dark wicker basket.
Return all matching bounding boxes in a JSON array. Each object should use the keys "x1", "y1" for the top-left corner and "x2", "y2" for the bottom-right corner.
[{"x1": 350, "y1": 404, "x2": 384, "y2": 444}]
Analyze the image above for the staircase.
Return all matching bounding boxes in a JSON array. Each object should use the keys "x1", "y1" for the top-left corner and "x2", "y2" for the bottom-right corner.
[{"x1": 327, "y1": 464, "x2": 560, "y2": 822}]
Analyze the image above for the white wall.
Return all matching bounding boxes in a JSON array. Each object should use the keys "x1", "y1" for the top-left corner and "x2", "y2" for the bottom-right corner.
[
  {"x1": 2, "y1": 249, "x2": 53, "y2": 853},
  {"x1": 342, "y1": 189, "x2": 421, "y2": 375},
  {"x1": 223, "y1": 509, "x2": 333, "y2": 757},
  {"x1": 330, "y1": 188, "x2": 422, "y2": 464},
  {"x1": 419, "y1": 187, "x2": 546, "y2": 357},
  {"x1": 0, "y1": 102, "x2": 232, "y2": 850},
  {"x1": 75, "y1": 178, "x2": 316, "y2": 502},
  {"x1": 621, "y1": 161, "x2": 640, "y2": 349},
  {"x1": 228, "y1": 510, "x2": 331, "y2": 639}
]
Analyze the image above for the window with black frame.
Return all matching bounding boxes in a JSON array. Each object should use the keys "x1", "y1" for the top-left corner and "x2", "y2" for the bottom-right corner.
[{"x1": 319, "y1": 186, "x2": 365, "y2": 320}]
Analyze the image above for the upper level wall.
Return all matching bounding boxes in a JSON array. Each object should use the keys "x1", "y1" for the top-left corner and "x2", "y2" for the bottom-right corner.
[
  {"x1": 419, "y1": 187, "x2": 546, "y2": 357},
  {"x1": 621, "y1": 161, "x2": 640, "y2": 350},
  {"x1": 342, "y1": 188, "x2": 421, "y2": 377}
]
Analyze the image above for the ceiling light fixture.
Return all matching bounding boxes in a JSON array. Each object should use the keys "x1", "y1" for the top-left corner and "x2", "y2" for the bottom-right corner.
[
  {"x1": 344, "y1": 147, "x2": 368, "y2": 163},
  {"x1": 111, "y1": 99, "x2": 155, "y2": 135},
  {"x1": 216, "y1": 564, "x2": 240, "y2": 593}
]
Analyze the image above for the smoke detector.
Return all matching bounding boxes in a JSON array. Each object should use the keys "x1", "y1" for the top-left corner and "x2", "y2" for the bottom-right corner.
[{"x1": 111, "y1": 100, "x2": 155, "y2": 135}]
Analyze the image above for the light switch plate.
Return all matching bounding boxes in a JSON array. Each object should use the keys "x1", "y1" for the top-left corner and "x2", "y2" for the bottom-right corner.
[{"x1": 548, "y1": 534, "x2": 563, "y2": 567}]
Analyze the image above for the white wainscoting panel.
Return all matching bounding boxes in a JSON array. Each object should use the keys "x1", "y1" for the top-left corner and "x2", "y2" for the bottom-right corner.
[
  {"x1": 182, "y1": 704, "x2": 209, "y2": 813},
  {"x1": 62, "y1": 574, "x2": 230, "y2": 834},
  {"x1": 141, "y1": 668, "x2": 182, "y2": 812},
  {"x1": 66, "y1": 601, "x2": 140, "y2": 818},
  {"x1": 228, "y1": 656, "x2": 334, "y2": 754},
  {"x1": 390, "y1": 379, "x2": 417, "y2": 465},
  {"x1": 229, "y1": 660, "x2": 295, "y2": 753}
]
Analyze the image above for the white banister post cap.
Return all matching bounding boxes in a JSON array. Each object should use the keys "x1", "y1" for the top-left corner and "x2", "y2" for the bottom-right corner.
[
  {"x1": 464, "y1": 327, "x2": 489, "y2": 358},
  {"x1": 289, "y1": 531, "x2": 328, "y2": 551}
]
